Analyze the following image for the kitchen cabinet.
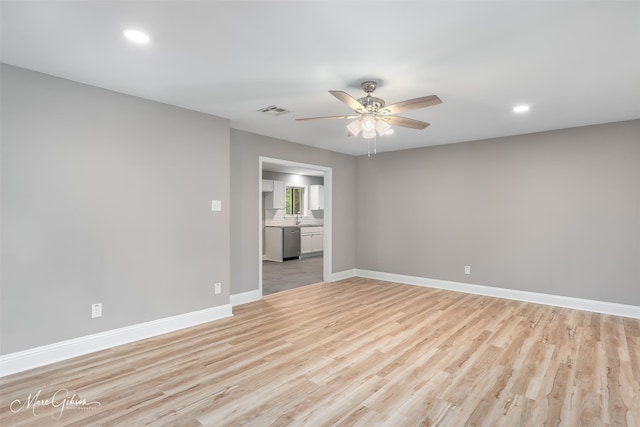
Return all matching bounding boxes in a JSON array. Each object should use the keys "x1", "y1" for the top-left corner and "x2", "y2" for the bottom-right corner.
[
  {"x1": 265, "y1": 226, "x2": 300, "y2": 262},
  {"x1": 301, "y1": 226, "x2": 323, "y2": 254},
  {"x1": 264, "y1": 180, "x2": 285, "y2": 209},
  {"x1": 264, "y1": 227, "x2": 283, "y2": 261},
  {"x1": 309, "y1": 184, "x2": 324, "y2": 210},
  {"x1": 262, "y1": 179, "x2": 274, "y2": 192},
  {"x1": 273, "y1": 181, "x2": 285, "y2": 208}
]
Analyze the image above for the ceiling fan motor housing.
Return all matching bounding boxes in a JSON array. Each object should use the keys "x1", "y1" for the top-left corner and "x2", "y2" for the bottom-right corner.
[
  {"x1": 357, "y1": 96, "x2": 385, "y2": 113},
  {"x1": 358, "y1": 81, "x2": 385, "y2": 113}
]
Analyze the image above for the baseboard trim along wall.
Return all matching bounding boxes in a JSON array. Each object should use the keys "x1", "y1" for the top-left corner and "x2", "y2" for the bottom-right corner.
[
  {"x1": 230, "y1": 289, "x2": 262, "y2": 307},
  {"x1": 352, "y1": 269, "x2": 640, "y2": 319},
  {"x1": 330, "y1": 269, "x2": 357, "y2": 282},
  {"x1": 0, "y1": 304, "x2": 233, "y2": 377},
  {"x1": 4, "y1": 271, "x2": 638, "y2": 377}
]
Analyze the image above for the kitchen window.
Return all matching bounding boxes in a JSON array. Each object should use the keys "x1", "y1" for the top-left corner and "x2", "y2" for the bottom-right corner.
[{"x1": 285, "y1": 186, "x2": 304, "y2": 216}]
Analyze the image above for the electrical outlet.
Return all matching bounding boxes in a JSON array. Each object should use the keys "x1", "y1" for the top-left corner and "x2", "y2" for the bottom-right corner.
[
  {"x1": 214, "y1": 282, "x2": 222, "y2": 294},
  {"x1": 91, "y1": 303, "x2": 102, "y2": 318},
  {"x1": 464, "y1": 265, "x2": 471, "y2": 275}
]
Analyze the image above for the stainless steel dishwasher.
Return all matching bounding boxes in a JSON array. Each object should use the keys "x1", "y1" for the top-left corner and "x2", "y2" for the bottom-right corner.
[{"x1": 282, "y1": 226, "x2": 301, "y2": 260}]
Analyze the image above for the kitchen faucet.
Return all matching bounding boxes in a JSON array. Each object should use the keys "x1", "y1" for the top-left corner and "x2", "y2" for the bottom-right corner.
[{"x1": 295, "y1": 212, "x2": 301, "y2": 225}]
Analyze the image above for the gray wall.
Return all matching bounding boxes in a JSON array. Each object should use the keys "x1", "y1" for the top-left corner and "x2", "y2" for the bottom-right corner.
[
  {"x1": 356, "y1": 120, "x2": 640, "y2": 305},
  {"x1": 2, "y1": 63, "x2": 637, "y2": 357},
  {"x1": 230, "y1": 129, "x2": 357, "y2": 294},
  {"x1": 1, "y1": 64, "x2": 231, "y2": 354}
]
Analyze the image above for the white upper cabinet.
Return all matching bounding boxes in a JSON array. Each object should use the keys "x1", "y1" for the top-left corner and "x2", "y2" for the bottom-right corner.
[
  {"x1": 265, "y1": 180, "x2": 285, "y2": 210},
  {"x1": 262, "y1": 179, "x2": 274, "y2": 192},
  {"x1": 309, "y1": 184, "x2": 324, "y2": 210},
  {"x1": 273, "y1": 181, "x2": 285, "y2": 208}
]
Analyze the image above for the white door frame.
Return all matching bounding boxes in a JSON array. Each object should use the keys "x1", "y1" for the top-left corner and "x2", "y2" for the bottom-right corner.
[{"x1": 258, "y1": 156, "x2": 332, "y2": 296}]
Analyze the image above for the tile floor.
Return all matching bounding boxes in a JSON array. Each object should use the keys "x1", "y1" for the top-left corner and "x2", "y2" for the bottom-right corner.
[{"x1": 262, "y1": 255, "x2": 323, "y2": 295}]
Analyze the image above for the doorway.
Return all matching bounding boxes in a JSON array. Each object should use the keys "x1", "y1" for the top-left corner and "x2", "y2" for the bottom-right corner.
[{"x1": 258, "y1": 157, "x2": 332, "y2": 297}]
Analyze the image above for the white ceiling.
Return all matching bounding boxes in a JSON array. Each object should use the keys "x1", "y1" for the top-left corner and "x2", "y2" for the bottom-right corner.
[{"x1": 1, "y1": 1, "x2": 639, "y2": 156}]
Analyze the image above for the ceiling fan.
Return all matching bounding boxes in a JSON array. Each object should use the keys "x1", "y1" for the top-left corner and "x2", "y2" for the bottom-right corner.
[{"x1": 296, "y1": 81, "x2": 442, "y2": 139}]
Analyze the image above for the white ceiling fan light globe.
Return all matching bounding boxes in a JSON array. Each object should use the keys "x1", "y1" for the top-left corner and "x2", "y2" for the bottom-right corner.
[
  {"x1": 347, "y1": 119, "x2": 362, "y2": 136},
  {"x1": 362, "y1": 128, "x2": 376, "y2": 139},
  {"x1": 361, "y1": 115, "x2": 375, "y2": 131},
  {"x1": 375, "y1": 120, "x2": 391, "y2": 136}
]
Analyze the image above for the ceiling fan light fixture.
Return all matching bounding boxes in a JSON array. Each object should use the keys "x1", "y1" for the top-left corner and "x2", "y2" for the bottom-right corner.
[
  {"x1": 375, "y1": 120, "x2": 391, "y2": 136},
  {"x1": 362, "y1": 127, "x2": 376, "y2": 139},
  {"x1": 361, "y1": 115, "x2": 375, "y2": 131},
  {"x1": 347, "y1": 119, "x2": 362, "y2": 136}
]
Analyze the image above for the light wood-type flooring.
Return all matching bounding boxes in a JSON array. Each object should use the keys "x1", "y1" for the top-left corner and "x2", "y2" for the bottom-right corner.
[{"x1": 1, "y1": 278, "x2": 639, "y2": 426}]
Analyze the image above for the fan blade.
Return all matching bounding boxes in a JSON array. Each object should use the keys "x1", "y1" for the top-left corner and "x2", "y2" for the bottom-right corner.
[
  {"x1": 385, "y1": 116, "x2": 430, "y2": 129},
  {"x1": 329, "y1": 91, "x2": 369, "y2": 113},
  {"x1": 380, "y1": 95, "x2": 442, "y2": 115},
  {"x1": 296, "y1": 115, "x2": 359, "y2": 121}
]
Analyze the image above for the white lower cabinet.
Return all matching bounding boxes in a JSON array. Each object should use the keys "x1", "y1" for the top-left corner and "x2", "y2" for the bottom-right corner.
[
  {"x1": 264, "y1": 227, "x2": 283, "y2": 262},
  {"x1": 301, "y1": 226, "x2": 323, "y2": 254}
]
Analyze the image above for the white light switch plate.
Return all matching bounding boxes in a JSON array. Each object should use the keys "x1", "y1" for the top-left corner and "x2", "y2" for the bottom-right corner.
[{"x1": 211, "y1": 200, "x2": 222, "y2": 211}]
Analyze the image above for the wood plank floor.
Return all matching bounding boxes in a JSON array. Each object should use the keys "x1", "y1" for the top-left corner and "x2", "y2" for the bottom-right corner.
[{"x1": 1, "y1": 278, "x2": 639, "y2": 426}]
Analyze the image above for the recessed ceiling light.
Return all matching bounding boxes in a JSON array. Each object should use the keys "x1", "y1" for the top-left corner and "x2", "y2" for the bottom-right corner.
[
  {"x1": 124, "y1": 29, "x2": 150, "y2": 44},
  {"x1": 513, "y1": 105, "x2": 530, "y2": 113}
]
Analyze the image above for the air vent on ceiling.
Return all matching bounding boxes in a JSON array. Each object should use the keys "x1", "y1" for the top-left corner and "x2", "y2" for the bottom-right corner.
[{"x1": 258, "y1": 105, "x2": 291, "y2": 116}]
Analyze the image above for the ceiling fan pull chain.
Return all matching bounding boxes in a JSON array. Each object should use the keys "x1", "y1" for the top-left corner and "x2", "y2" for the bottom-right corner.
[{"x1": 366, "y1": 136, "x2": 377, "y2": 157}]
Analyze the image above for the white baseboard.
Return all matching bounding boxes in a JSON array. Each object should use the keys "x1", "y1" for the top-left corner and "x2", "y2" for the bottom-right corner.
[
  {"x1": 330, "y1": 269, "x2": 357, "y2": 282},
  {"x1": 355, "y1": 269, "x2": 640, "y2": 319},
  {"x1": 230, "y1": 289, "x2": 262, "y2": 306},
  {"x1": 0, "y1": 304, "x2": 233, "y2": 377},
  {"x1": 4, "y1": 272, "x2": 636, "y2": 377}
]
